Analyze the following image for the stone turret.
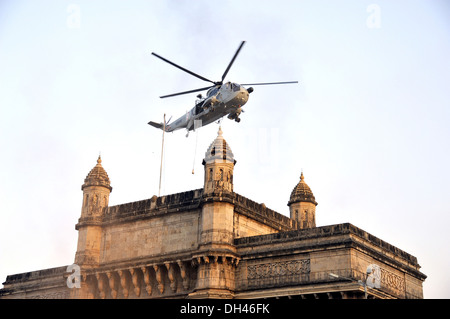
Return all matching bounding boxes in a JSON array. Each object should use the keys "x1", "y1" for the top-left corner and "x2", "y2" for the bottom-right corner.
[
  {"x1": 192, "y1": 127, "x2": 238, "y2": 298},
  {"x1": 75, "y1": 156, "x2": 112, "y2": 267},
  {"x1": 288, "y1": 172, "x2": 318, "y2": 229},
  {"x1": 202, "y1": 126, "x2": 236, "y2": 194},
  {"x1": 80, "y1": 156, "x2": 112, "y2": 218}
]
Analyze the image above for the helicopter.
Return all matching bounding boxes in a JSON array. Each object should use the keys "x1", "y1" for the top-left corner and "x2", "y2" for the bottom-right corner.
[{"x1": 148, "y1": 41, "x2": 298, "y2": 136}]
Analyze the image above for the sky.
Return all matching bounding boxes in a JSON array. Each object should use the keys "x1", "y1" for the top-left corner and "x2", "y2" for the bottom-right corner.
[{"x1": 0, "y1": 0, "x2": 449, "y2": 298}]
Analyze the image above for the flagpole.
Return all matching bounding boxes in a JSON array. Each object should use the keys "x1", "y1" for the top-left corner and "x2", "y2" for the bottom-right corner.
[{"x1": 158, "y1": 114, "x2": 166, "y2": 197}]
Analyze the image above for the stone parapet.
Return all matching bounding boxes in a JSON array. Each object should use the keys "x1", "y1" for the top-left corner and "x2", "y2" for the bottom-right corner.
[
  {"x1": 235, "y1": 223, "x2": 420, "y2": 267},
  {"x1": 99, "y1": 190, "x2": 297, "y2": 233},
  {"x1": 0, "y1": 266, "x2": 70, "y2": 299}
]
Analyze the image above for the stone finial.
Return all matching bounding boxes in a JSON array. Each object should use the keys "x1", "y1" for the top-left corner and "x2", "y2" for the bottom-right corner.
[
  {"x1": 203, "y1": 126, "x2": 235, "y2": 164},
  {"x1": 82, "y1": 156, "x2": 112, "y2": 191},
  {"x1": 288, "y1": 171, "x2": 317, "y2": 206}
]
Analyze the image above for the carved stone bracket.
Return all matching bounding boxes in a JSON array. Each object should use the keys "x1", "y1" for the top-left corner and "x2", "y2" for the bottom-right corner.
[
  {"x1": 95, "y1": 273, "x2": 107, "y2": 299},
  {"x1": 177, "y1": 260, "x2": 190, "y2": 290},
  {"x1": 141, "y1": 266, "x2": 152, "y2": 295},
  {"x1": 192, "y1": 254, "x2": 240, "y2": 267},
  {"x1": 86, "y1": 259, "x2": 194, "y2": 298},
  {"x1": 106, "y1": 271, "x2": 118, "y2": 299},
  {"x1": 165, "y1": 262, "x2": 177, "y2": 292},
  {"x1": 153, "y1": 265, "x2": 164, "y2": 294},
  {"x1": 129, "y1": 268, "x2": 141, "y2": 297},
  {"x1": 118, "y1": 270, "x2": 130, "y2": 299}
]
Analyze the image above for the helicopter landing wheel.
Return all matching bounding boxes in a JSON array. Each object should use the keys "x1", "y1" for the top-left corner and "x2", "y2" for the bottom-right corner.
[{"x1": 235, "y1": 118, "x2": 241, "y2": 123}]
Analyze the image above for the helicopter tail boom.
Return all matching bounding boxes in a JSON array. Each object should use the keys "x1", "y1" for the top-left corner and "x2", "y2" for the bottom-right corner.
[{"x1": 148, "y1": 121, "x2": 170, "y2": 132}]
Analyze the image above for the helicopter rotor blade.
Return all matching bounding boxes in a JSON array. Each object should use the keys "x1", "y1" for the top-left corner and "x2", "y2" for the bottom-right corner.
[
  {"x1": 160, "y1": 86, "x2": 214, "y2": 99},
  {"x1": 241, "y1": 81, "x2": 299, "y2": 86},
  {"x1": 221, "y1": 41, "x2": 246, "y2": 83},
  {"x1": 152, "y1": 52, "x2": 216, "y2": 85}
]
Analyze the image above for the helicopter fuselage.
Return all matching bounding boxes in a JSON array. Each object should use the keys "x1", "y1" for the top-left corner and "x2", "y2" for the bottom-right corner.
[{"x1": 161, "y1": 82, "x2": 250, "y2": 133}]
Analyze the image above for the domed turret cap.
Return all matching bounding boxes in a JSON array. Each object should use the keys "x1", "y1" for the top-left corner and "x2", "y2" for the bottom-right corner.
[
  {"x1": 288, "y1": 172, "x2": 317, "y2": 206},
  {"x1": 82, "y1": 156, "x2": 112, "y2": 191},
  {"x1": 202, "y1": 127, "x2": 236, "y2": 165}
]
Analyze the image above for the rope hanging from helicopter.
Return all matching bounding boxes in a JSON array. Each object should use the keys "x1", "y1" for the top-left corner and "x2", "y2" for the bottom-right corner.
[
  {"x1": 158, "y1": 114, "x2": 166, "y2": 196},
  {"x1": 192, "y1": 128, "x2": 199, "y2": 175},
  {"x1": 191, "y1": 118, "x2": 204, "y2": 174}
]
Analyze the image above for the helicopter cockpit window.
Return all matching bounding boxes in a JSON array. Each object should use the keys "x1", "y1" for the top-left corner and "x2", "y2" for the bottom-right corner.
[
  {"x1": 207, "y1": 87, "x2": 219, "y2": 96},
  {"x1": 231, "y1": 83, "x2": 240, "y2": 92}
]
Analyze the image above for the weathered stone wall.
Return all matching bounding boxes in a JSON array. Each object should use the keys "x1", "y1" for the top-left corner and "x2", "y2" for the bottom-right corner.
[
  {"x1": 233, "y1": 213, "x2": 279, "y2": 238},
  {"x1": 98, "y1": 190, "x2": 296, "y2": 265},
  {"x1": 101, "y1": 210, "x2": 201, "y2": 264},
  {"x1": 233, "y1": 193, "x2": 298, "y2": 232}
]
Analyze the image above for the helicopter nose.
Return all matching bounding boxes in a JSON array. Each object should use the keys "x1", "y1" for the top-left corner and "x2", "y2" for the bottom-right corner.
[{"x1": 238, "y1": 87, "x2": 249, "y2": 105}]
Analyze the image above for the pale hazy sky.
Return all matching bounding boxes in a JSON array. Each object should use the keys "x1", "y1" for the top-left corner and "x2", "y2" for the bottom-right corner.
[{"x1": 0, "y1": 0, "x2": 449, "y2": 298}]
